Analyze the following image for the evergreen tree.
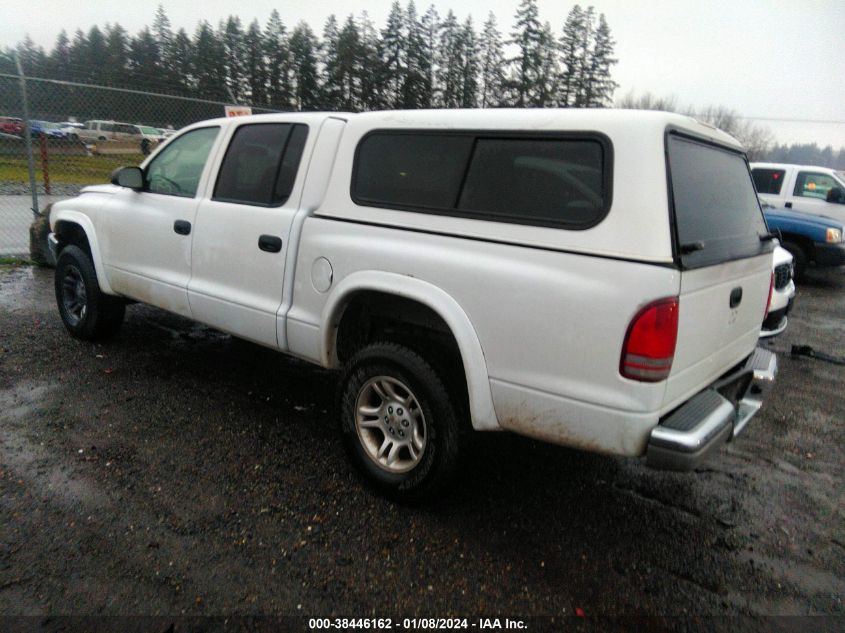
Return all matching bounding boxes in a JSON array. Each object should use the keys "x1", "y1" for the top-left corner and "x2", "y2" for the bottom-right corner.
[
  {"x1": 127, "y1": 28, "x2": 161, "y2": 91},
  {"x1": 336, "y1": 15, "x2": 365, "y2": 110},
  {"x1": 221, "y1": 16, "x2": 247, "y2": 102},
  {"x1": 437, "y1": 10, "x2": 462, "y2": 108},
  {"x1": 321, "y1": 15, "x2": 343, "y2": 109},
  {"x1": 289, "y1": 22, "x2": 321, "y2": 110},
  {"x1": 402, "y1": 1, "x2": 429, "y2": 109},
  {"x1": 419, "y1": 5, "x2": 440, "y2": 107},
  {"x1": 509, "y1": 0, "x2": 543, "y2": 107},
  {"x1": 68, "y1": 29, "x2": 89, "y2": 82},
  {"x1": 84, "y1": 26, "x2": 108, "y2": 84},
  {"x1": 535, "y1": 22, "x2": 559, "y2": 107},
  {"x1": 264, "y1": 10, "x2": 293, "y2": 110},
  {"x1": 15, "y1": 35, "x2": 46, "y2": 76},
  {"x1": 573, "y1": 5, "x2": 594, "y2": 106},
  {"x1": 47, "y1": 30, "x2": 72, "y2": 79},
  {"x1": 558, "y1": 4, "x2": 585, "y2": 107},
  {"x1": 192, "y1": 21, "x2": 227, "y2": 101},
  {"x1": 458, "y1": 17, "x2": 479, "y2": 108},
  {"x1": 358, "y1": 12, "x2": 387, "y2": 110},
  {"x1": 586, "y1": 14, "x2": 617, "y2": 107},
  {"x1": 103, "y1": 24, "x2": 129, "y2": 88},
  {"x1": 478, "y1": 13, "x2": 506, "y2": 108},
  {"x1": 381, "y1": 1, "x2": 407, "y2": 107},
  {"x1": 152, "y1": 5, "x2": 183, "y2": 90},
  {"x1": 244, "y1": 20, "x2": 268, "y2": 105},
  {"x1": 171, "y1": 28, "x2": 195, "y2": 92}
]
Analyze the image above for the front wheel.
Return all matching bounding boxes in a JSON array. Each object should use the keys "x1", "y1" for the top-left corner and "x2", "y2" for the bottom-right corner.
[
  {"x1": 338, "y1": 342, "x2": 461, "y2": 501},
  {"x1": 781, "y1": 240, "x2": 808, "y2": 281},
  {"x1": 55, "y1": 244, "x2": 125, "y2": 340}
]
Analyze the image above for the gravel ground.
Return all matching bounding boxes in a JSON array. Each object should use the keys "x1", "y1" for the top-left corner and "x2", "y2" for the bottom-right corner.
[{"x1": 0, "y1": 265, "x2": 843, "y2": 627}]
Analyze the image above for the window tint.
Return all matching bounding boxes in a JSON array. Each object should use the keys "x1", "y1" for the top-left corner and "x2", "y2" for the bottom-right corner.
[
  {"x1": 101, "y1": 122, "x2": 114, "y2": 132},
  {"x1": 794, "y1": 171, "x2": 837, "y2": 200},
  {"x1": 213, "y1": 123, "x2": 308, "y2": 206},
  {"x1": 459, "y1": 138, "x2": 605, "y2": 225},
  {"x1": 145, "y1": 126, "x2": 219, "y2": 198},
  {"x1": 354, "y1": 133, "x2": 474, "y2": 209},
  {"x1": 668, "y1": 135, "x2": 769, "y2": 268},
  {"x1": 752, "y1": 168, "x2": 786, "y2": 195}
]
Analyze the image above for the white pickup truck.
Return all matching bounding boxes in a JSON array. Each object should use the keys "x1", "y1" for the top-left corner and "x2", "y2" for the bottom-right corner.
[
  {"x1": 751, "y1": 162, "x2": 845, "y2": 224},
  {"x1": 48, "y1": 109, "x2": 777, "y2": 499}
]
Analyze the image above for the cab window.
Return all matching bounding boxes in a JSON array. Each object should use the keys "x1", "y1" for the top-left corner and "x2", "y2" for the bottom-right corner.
[
  {"x1": 213, "y1": 123, "x2": 308, "y2": 206},
  {"x1": 145, "y1": 127, "x2": 219, "y2": 198},
  {"x1": 794, "y1": 172, "x2": 837, "y2": 200}
]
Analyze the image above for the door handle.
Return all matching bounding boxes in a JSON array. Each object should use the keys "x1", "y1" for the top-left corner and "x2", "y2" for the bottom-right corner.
[
  {"x1": 173, "y1": 220, "x2": 191, "y2": 235},
  {"x1": 730, "y1": 286, "x2": 743, "y2": 308},
  {"x1": 258, "y1": 234, "x2": 283, "y2": 253},
  {"x1": 785, "y1": 202, "x2": 792, "y2": 209}
]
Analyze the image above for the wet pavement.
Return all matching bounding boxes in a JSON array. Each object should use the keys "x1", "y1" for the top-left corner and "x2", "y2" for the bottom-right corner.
[{"x1": 0, "y1": 264, "x2": 843, "y2": 623}]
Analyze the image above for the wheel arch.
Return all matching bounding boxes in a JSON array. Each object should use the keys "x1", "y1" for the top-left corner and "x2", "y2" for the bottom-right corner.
[
  {"x1": 51, "y1": 210, "x2": 114, "y2": 295},
  {"x1": 321, "y1": 271, "x2": 499, "y2": 431}
]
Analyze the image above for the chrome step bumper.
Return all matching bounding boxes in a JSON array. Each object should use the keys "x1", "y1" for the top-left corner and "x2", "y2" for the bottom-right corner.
[{"x1": 646, "y1": 347, "x2": 777, "y2": 471}]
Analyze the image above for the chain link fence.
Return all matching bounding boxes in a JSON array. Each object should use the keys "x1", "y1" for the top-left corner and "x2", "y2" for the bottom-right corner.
[{"x1": 0, "y1": 68, "x2": 277, "y2": 257}]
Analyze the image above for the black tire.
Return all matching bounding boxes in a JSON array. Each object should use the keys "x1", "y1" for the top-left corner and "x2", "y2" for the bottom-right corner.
[
  {"x1": 781, "y1": 240, "x2": 808, "y2": 281},
  {"x1": 338, "y1": 342, "x2": 461, "y2": 501},
  {"x1": 55, "y1": 244, "x2": 125, "y2": 340},
  {"x1": 69, "y1": 133, "x2": 78, "y2": 141}
]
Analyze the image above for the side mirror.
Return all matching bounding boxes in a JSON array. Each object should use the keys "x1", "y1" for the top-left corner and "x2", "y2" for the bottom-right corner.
[
  {"x1": 826, "y1": 186, "x2": 845, "y2": 204},
  {"x1": 111, "y1": 166, "x2": 143, "y2": 191}
]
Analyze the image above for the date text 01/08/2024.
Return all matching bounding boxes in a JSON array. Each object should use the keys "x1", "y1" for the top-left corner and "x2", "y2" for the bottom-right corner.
[{"x1": 307, "y1": 618, "x2": 528, "y2": 630}]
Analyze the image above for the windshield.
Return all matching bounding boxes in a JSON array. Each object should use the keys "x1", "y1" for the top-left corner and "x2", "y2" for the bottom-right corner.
[{"x1": 140, "y1": 126, "x2": 159, "y2": 134}]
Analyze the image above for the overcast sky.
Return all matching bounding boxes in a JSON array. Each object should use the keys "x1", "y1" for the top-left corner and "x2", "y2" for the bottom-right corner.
[{"x1": 4, "y1": 0, "x2": 844, "y2": 148}]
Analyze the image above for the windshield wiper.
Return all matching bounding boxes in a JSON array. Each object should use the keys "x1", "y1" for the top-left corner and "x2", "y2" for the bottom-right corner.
[{"x1": 679, "y1": 241, "x2": 704, "y2": 254}]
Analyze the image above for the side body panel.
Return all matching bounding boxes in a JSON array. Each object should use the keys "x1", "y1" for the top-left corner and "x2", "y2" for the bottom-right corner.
[{"x1": 288, "y1": 217, "x2": 680, "y2": 455}]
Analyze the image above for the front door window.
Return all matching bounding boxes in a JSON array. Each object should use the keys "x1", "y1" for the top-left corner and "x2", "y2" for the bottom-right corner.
[{"x1": 145, "y1": 127, "x2": 219, "y2": 198}]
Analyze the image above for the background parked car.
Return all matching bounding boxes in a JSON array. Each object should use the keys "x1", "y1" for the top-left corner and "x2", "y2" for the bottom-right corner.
[
  {"x1": 138, "y1": 125, "x2": 164, "y2": 154},
  {"x1": 760, "y1": 245, "x2": 795, "y2": 338},
  {"x1": 0, "y1": 116, "x2": 23, "y2": 135},
  {"x1": 763, "y1": 202, "x2": 845, "y2": 279},
  {"x1": 28, "y1": 120, "x2": 67, "y2": 139},
  {"x1": 68, "y1": 120, "x2": 143, "y2": 143}
]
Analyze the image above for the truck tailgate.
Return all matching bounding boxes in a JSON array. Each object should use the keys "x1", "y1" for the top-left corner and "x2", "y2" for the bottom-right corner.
[
  {"x1": 663, "y1": 132, "x2": 774, "y2": 412},
  {"x1": 664, "y1": 253, "x2": 771, "y2": 411}
]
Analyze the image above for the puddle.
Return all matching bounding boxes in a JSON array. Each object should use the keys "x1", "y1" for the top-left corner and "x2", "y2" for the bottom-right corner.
[
  {"x1": 0, "y1": 380, "x2": 109, "y2": 509},
  {"x1": 0, "y1": 265, "x2": 54, "y2": 313}
]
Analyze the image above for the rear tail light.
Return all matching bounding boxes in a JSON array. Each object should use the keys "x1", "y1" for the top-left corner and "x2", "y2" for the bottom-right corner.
[
  {"x1": 620, "y1": 297, "x2": 679, "y2": 382},
  {"x1": 764, "y1": 271, "x2": 774, "y2": 319}
]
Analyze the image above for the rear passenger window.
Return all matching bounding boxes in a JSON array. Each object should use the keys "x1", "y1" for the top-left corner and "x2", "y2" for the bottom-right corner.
[
  {"x1": 354, "y1": 133, "x2": 474, "y2": 209},
  {"x1": 752, "y1": 168, "x2": 786, "y2": 195},
  {"x1": 214, "y1": 123, "x2": 308, "y2": 206},
  {"x1": 352, "y1": 131, "x2": 610, "y2": 228},
  {"x1": 458, "y1": 138, "x2": 605, "y2": 225}
]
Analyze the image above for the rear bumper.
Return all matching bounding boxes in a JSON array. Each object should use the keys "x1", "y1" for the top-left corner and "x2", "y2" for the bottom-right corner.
[{"x1": 646, "y1": 347, "x2": 777, "y2": 470}]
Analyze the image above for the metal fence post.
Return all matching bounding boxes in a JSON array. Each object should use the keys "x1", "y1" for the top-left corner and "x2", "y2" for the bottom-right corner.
[{"x1": 14, "y1": 53, "x2": 39, "y2": 217}]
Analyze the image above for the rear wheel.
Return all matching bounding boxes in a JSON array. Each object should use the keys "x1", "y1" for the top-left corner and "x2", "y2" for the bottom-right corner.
[
  {"x1": 55, "y1": 245, "x2": 125, "y2": 340},
  {"x1": 338, "y1": 342, "x2": 461, "y2": 501}
]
